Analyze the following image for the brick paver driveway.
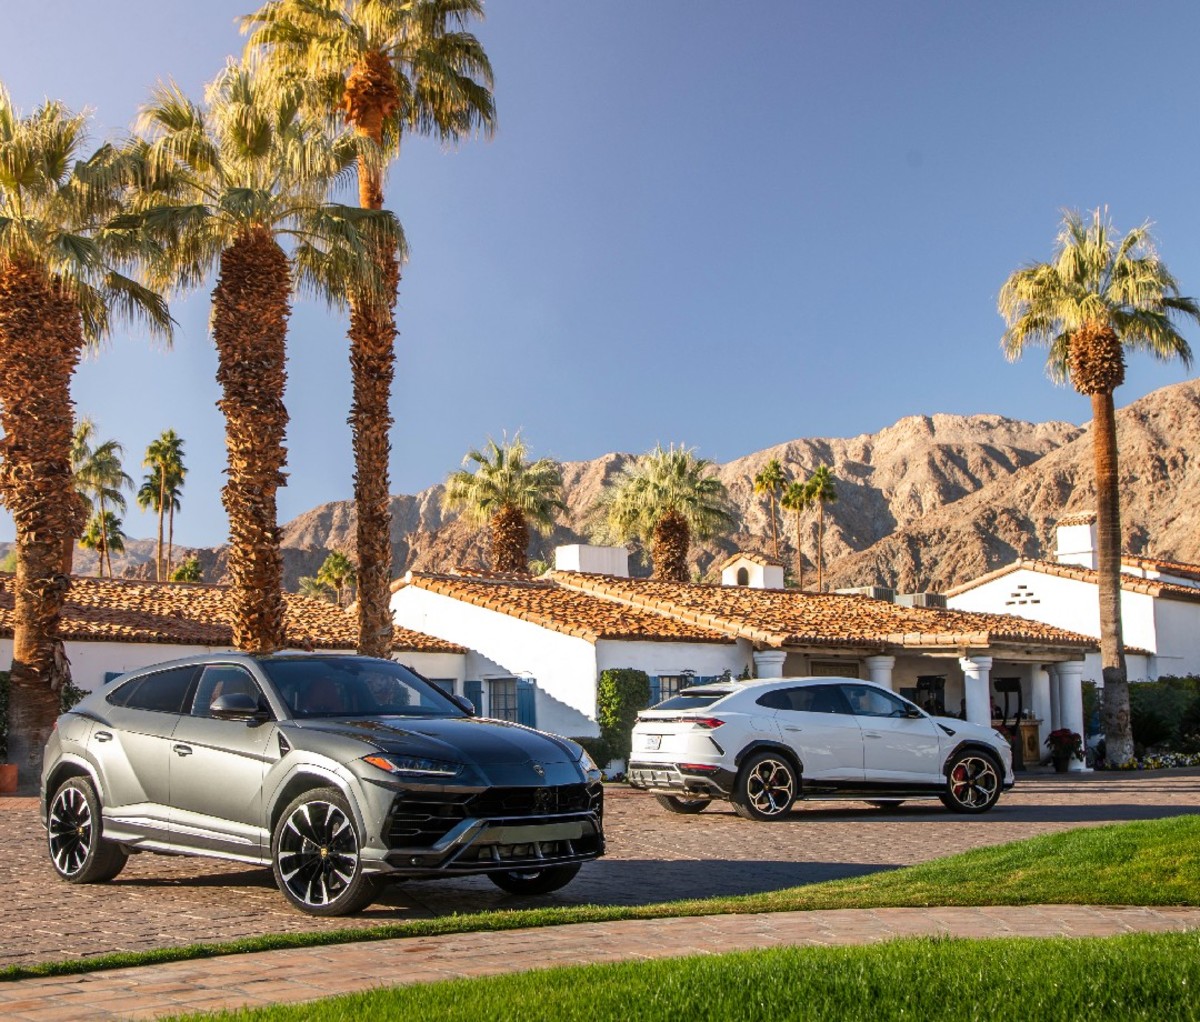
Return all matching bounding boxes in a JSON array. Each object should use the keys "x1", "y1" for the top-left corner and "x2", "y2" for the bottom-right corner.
[{"x1": 3, "y1": 771, "x2": 1198, "y2": 970}]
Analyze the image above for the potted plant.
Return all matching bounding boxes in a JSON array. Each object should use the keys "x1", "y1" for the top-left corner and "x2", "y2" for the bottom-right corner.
[
  {"x1": 0, "y1": 671, "x2": 15, "y2": 794},
  {"x1": 1045, "y1": 728, "x2": 1083, "y2": 773}
]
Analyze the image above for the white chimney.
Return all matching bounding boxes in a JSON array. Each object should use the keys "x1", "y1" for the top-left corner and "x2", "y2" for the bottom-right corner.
[
  {"x1": 1055, "y1": 512, "x2": 1097, "y2": 570},
  {"x1": 719, "y1": 553, "x2": 785, "y2": 589},
  {"x1": 554, "y1": 544, "x2": 629, "y2": 577}
]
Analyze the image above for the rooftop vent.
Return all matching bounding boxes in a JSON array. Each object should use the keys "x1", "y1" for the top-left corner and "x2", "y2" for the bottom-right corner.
[
  {"x1": 553, "y1": 544, "x2": 629, "y2": 577},
  {"x1": 895, "y1": 592, "x2": 947, "y2": 609},
  {"x1": 834, "y1": 586, "x2": 895, "y2": 602}
]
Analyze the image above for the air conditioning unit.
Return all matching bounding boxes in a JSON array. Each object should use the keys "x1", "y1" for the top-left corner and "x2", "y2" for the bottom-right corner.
[
  {"x1": 833, "y1": 586, "x2": 895, "y2": 602},
  {"x1": 895, "y1": 592, "x2": 947, "y2": 609}
]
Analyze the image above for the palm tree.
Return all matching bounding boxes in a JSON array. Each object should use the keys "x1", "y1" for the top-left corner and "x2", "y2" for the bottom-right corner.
[
  {"x1": 72, "y1": 420, "x2": 132, "y2": 577},
  {"x1": 596, "y1": 444, "x2": 736, "y2": 583},
  {"x1": 0, "y1": 88, "x2": 170, "y2": 783},
  {"x1": 753, "y1": 458, "x2": 788, "y2": 560},
  {"x1": 805, "y1": 465, "x2": 837, "y2": 592},
  {"x1": 141, "y1": 429, "x2": 186, "y2": 579},
  {"x1": 780, "y1": 478, "x2": 812, "y2": 592},
  {"x1": 78, "y1": 511, "x2": 127, "y2": 574},
  {"x1": 442, "y1": 435, "x2": 567, "y2": 573},
  {"x1": 129, "y1": 62, "x2": 399, "y2": 653},
  {"x1": 170, "y1": 556, "x2": 202, "y2": 582},
  {"x1": 316, "y1": 549, "x2": 357, "y2": 607},
  {"x1": 298, "y1": 575, "x2": 334, "y2": 601},
  {"x1": 243, "y1": 0, "x2": 496, "y2": 658},
  {"x1": 999, "y1": 208, "x2": 1199, "y2": 764}
]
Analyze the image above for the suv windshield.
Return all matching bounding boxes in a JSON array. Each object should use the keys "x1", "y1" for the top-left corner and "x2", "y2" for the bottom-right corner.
[{"x1": 261, "y1": 657, "x2": 463, "y2": 719}]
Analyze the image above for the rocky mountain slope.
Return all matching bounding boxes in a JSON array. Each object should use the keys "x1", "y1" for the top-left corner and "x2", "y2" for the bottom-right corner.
[{"x1": 35, "y1": 379, "x2": 1199, "y2": 593}]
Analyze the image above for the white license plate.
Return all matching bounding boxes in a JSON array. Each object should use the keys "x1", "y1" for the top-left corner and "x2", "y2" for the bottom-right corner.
[{"x1": 642, "y1": 734, "x2": 662, "y2": 751}]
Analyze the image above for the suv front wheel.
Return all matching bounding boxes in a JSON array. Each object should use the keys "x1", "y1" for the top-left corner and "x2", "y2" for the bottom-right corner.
[
  {"x1": 271, "y1": 787, "x2": 381, "y2": 915},
  {"x1": 940, "y1": 750, "x2": 1002, "y2": 814}
]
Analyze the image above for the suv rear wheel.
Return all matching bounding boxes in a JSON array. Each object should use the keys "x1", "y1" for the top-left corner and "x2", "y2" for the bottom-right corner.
[
  {"x1": 271, "y1": 787, "x2": 381, "y2": 915},
  {"x1": 732, "y1": 751, "x2": 798, "y2": 821},
  {"x1": 47, "y1": 777, "x2": 128, "y2": 883}
]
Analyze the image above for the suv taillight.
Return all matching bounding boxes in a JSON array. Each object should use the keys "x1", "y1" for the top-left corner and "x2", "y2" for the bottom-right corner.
[{"x1": 683, "y1": 717, "x2": 725, "y2": 730}]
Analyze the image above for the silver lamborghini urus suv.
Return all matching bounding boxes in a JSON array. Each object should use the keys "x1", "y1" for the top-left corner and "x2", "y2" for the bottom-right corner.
[{"x1": 41, "y1": 653, "x2": 604, "y2": 915}]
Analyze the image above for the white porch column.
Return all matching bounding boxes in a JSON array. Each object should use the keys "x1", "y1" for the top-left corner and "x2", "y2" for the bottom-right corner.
[
  {"x1": 959, "y1": 656, "x2": 993, "y2": 727},
  {"x1": 863, "y1": 655, "x2": 896, "y2": 691},
  {"x1": 1048, "y1": 664, "x2": 1062, "y2": 732},
  {"x1": 1056, "y1": 660, "x2": 1090, "y2": 773},
  {"x1": 753, "y1": 650, "x2": 787, "y2": 679},
  {"x1": 1031, "y1": 664, "x2": 1052, "y2": 753}
]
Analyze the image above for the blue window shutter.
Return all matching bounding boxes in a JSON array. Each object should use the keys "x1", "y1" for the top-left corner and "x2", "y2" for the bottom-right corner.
[
  {"x1": 648, "y1": 676, "x2": 662, "y2": 706},
  {"x1": 464, "y1": 679, "x2": 483, "y2": 715},
  {"x1": 516, "y1": 678, "x2": 536, "y2": 727}
]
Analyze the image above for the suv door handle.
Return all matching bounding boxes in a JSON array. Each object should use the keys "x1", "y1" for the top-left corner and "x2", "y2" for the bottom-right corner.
[
  {"x1": 94, "y1": 730, "x2": 113, "y2": 743},
  {"x1": 863, "y1": 732, "x2": 882, "y2": 739},
  {"x1": 173, "y1": 744, "x2": 193, "y2": 757},
  {"x1": 783, "y1": 726, "x2": 803, "y2": 732}
]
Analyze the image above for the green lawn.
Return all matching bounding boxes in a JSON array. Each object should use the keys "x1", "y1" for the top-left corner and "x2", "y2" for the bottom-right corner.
[
  {"x1": 172, "y1": 932, "x2": 1200, "y2": 1022},
  {"x1": 5, "y1": 814, "x2": 1198, "y2": 983}
]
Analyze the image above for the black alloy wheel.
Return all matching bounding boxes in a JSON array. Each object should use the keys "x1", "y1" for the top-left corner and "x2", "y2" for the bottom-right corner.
[
  {"x1": 732, "y1": 751, "x2": 798, "y2": 821},
  {"x1": 940, "y1": 751, "x2": 1003, "y2": 814},
  {"x1": 654, "y1": 794, "x2": 711, "y2": 814},
  {"x1": 488, "y1": 863, "x2": 582, "y2": 895},
  {"x1": 47, "y1": 777, "x2": 128, "y2": 883},
  {"x1": 271, "y1": 787, "x2": 381, "y2": 916}
]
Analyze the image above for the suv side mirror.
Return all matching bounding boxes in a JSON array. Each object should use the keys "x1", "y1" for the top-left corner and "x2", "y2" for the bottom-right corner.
[
  {"x1": 210, "y1": 692, "x2": 271, "y2": 721},
  {"x1": 450, "y1": 694, "x2": 477, "y2": 717},
  {"x1": 904, "y1": 706, "x2": 925, "y2": 719}
]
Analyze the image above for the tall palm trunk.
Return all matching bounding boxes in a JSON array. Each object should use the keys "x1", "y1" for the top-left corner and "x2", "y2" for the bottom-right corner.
[
  {"x1": 167, "y1": 503, "x2": 175, "y2": 579},
  {"x1": 345, "y1": 51, "x2": 399, "y2": 657},
  {"x1": 212, "y1": 228, "x2": 290, "y2": 653},
  {"x1": 769, "y1": 494, "x2": 779, "y2": 560},
  {"x1": 156, "y1": 468, "x2": 166, "y2": 581},
  {"x1": 652, "y1": 509, "x2": 691, "y2": 582},
  {"x1": 817, "y1": 501, "x2": 825, "y2": 592},
  {"x1": 0, "y1": 260, "x2": 83, "y2": 786},
  {"x1": 491, "y1": 504, "x2": 530, "y2": 573},
  {"x1": 794, "y1": 514, "x2": 804, "y2": 593},
  {"x1": 1092, "y1": 390, "x2": 1131, "y2": 762},
  {"x1": 99, "y1": 493, "x2": 113, "y2": 577}
]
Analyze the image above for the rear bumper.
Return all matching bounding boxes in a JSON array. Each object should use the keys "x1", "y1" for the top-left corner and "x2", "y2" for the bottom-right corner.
[{"x1": 627, "y1": 761, "x2": 736, "y2": 798}]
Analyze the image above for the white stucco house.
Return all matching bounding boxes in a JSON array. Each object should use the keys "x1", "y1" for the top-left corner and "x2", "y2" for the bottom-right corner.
[
  {"x1": 0, "y1": 573, "x2": 465, "y2": 693},
  {"x1": 946, "y1": 512, "x2": 1200, "y2": 685},
  {"x1": 390, "y1": 545, "x2": 1099, "y2": 768}
]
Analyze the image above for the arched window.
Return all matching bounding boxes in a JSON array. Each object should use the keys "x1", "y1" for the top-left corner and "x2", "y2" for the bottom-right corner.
[{"x1": 736, "y1": 567, "x2": 750, "y2": 586}]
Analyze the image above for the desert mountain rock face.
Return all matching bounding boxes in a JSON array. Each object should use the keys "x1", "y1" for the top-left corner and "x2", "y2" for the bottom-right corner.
[{"x1": 39, "y1": 379, "x2": 1199, "y2": 594}]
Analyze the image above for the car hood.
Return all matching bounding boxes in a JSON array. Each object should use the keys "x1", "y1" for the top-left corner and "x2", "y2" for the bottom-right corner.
[{"x1": 289, "y1": 715, "x2": 578, "y2": 767}]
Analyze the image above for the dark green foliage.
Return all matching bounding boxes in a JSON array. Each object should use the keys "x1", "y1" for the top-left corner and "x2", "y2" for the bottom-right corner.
[
  {"x1": 596, "y1": 668, "x2": 651, "y2": 761},
  {"x1": 1128, "y1": 677, "x2": 1200, "y2": 752}
]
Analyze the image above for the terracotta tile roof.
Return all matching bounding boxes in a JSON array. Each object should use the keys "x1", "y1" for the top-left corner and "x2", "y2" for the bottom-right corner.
[
  {"x1": 1121, "y1": 556, "x2": 1200, "y2": 585},
  {"x1": 399, "y1": 571, "x2": 734, "y2": 644},
  {"x1": 551, "y1": 571, "x2": 1097, "y2": 653},
  {"x1": 944, "y1": 559, "x2": 1200, "y2": 604},
  {"x1": 1057, "y1": 511, "x2": 1097, "y2": 527},
  {"x1": 716, "y1": 551, "x2": 785, "y2": 571},
  {"x1": 0, "y1": 574, "x2": 465, "y2": 654}
]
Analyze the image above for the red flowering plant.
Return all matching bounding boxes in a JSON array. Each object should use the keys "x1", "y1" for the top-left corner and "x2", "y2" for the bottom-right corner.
[{"x1": 1045, "y1": 728, "x2": 1084, "y2": 761}]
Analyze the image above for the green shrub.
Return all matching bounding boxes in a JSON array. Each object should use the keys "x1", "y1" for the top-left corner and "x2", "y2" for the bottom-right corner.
[
  {"x1": 1128, "y1": 677, "x2": 1200, "y2": 753},
  {"x1": 596, "y1": 668, "x2": 650, "y2": 762}
]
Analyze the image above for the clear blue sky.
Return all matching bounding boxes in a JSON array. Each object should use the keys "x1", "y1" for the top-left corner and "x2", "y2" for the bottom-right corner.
[{"x1": 2, "y1": 1, "x2": 1198, "y2": 549}]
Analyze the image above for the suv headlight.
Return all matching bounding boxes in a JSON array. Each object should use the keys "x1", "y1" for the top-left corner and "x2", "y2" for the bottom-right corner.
[
  {"x1": 577, "y1": 747, "x2": 601, "y2": 780},
  {"x1": 363, "y1": 754, "x2": 461, "y2": 777}
]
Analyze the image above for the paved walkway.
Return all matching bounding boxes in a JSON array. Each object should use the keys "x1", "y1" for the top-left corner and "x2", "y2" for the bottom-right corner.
[{"x1": 2, "y1": 904, "x2": 1198, "y2": 1020}]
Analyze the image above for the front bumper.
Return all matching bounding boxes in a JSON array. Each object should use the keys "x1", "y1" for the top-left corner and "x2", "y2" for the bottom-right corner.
[{"x1": 361, "y1": 780, "x2": 605, "y2": 877}]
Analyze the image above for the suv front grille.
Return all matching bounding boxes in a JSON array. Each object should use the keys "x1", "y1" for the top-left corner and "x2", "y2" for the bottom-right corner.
[{"x1": 387, "y1": 783, "x2": 602, "y2": 848}]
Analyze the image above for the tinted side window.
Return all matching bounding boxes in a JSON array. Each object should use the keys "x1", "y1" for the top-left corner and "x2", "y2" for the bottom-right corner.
[
  {"x1": 757, "y1": 686, "x2": 852, "y2": 714},
  {"x1": 190, "y1": 665, "x2": 266, "y2": 718},
  {"x1": 841, "y1": 684, "x2": 911, "y2": 718},
  {"x1": 109, "y1": 666, "x2": 197, "y2": 714}
]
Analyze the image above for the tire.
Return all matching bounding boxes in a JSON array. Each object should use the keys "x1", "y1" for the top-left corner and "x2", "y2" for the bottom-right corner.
[
  {"x1": 654, "y1": 794, "x2": 710, "y2": 815},
  {"x1": 867, "y1": 800, "x2": 905, "y2": 810},
  {"x1": 732, "y1": 751, "x2": 798, "y2": 821},
  {"x1": 47, "y1": 777, "x2": 128, "y2": 884},
  {"x1": 271, "y1": 787, "x2": 381, "y2": 916},
  {"x1": 939, "y1": 750, "x2": 1003, "y2": 814},
  {"x1": 488, "y1": 863, "x2": 582, "y2": 895}
]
